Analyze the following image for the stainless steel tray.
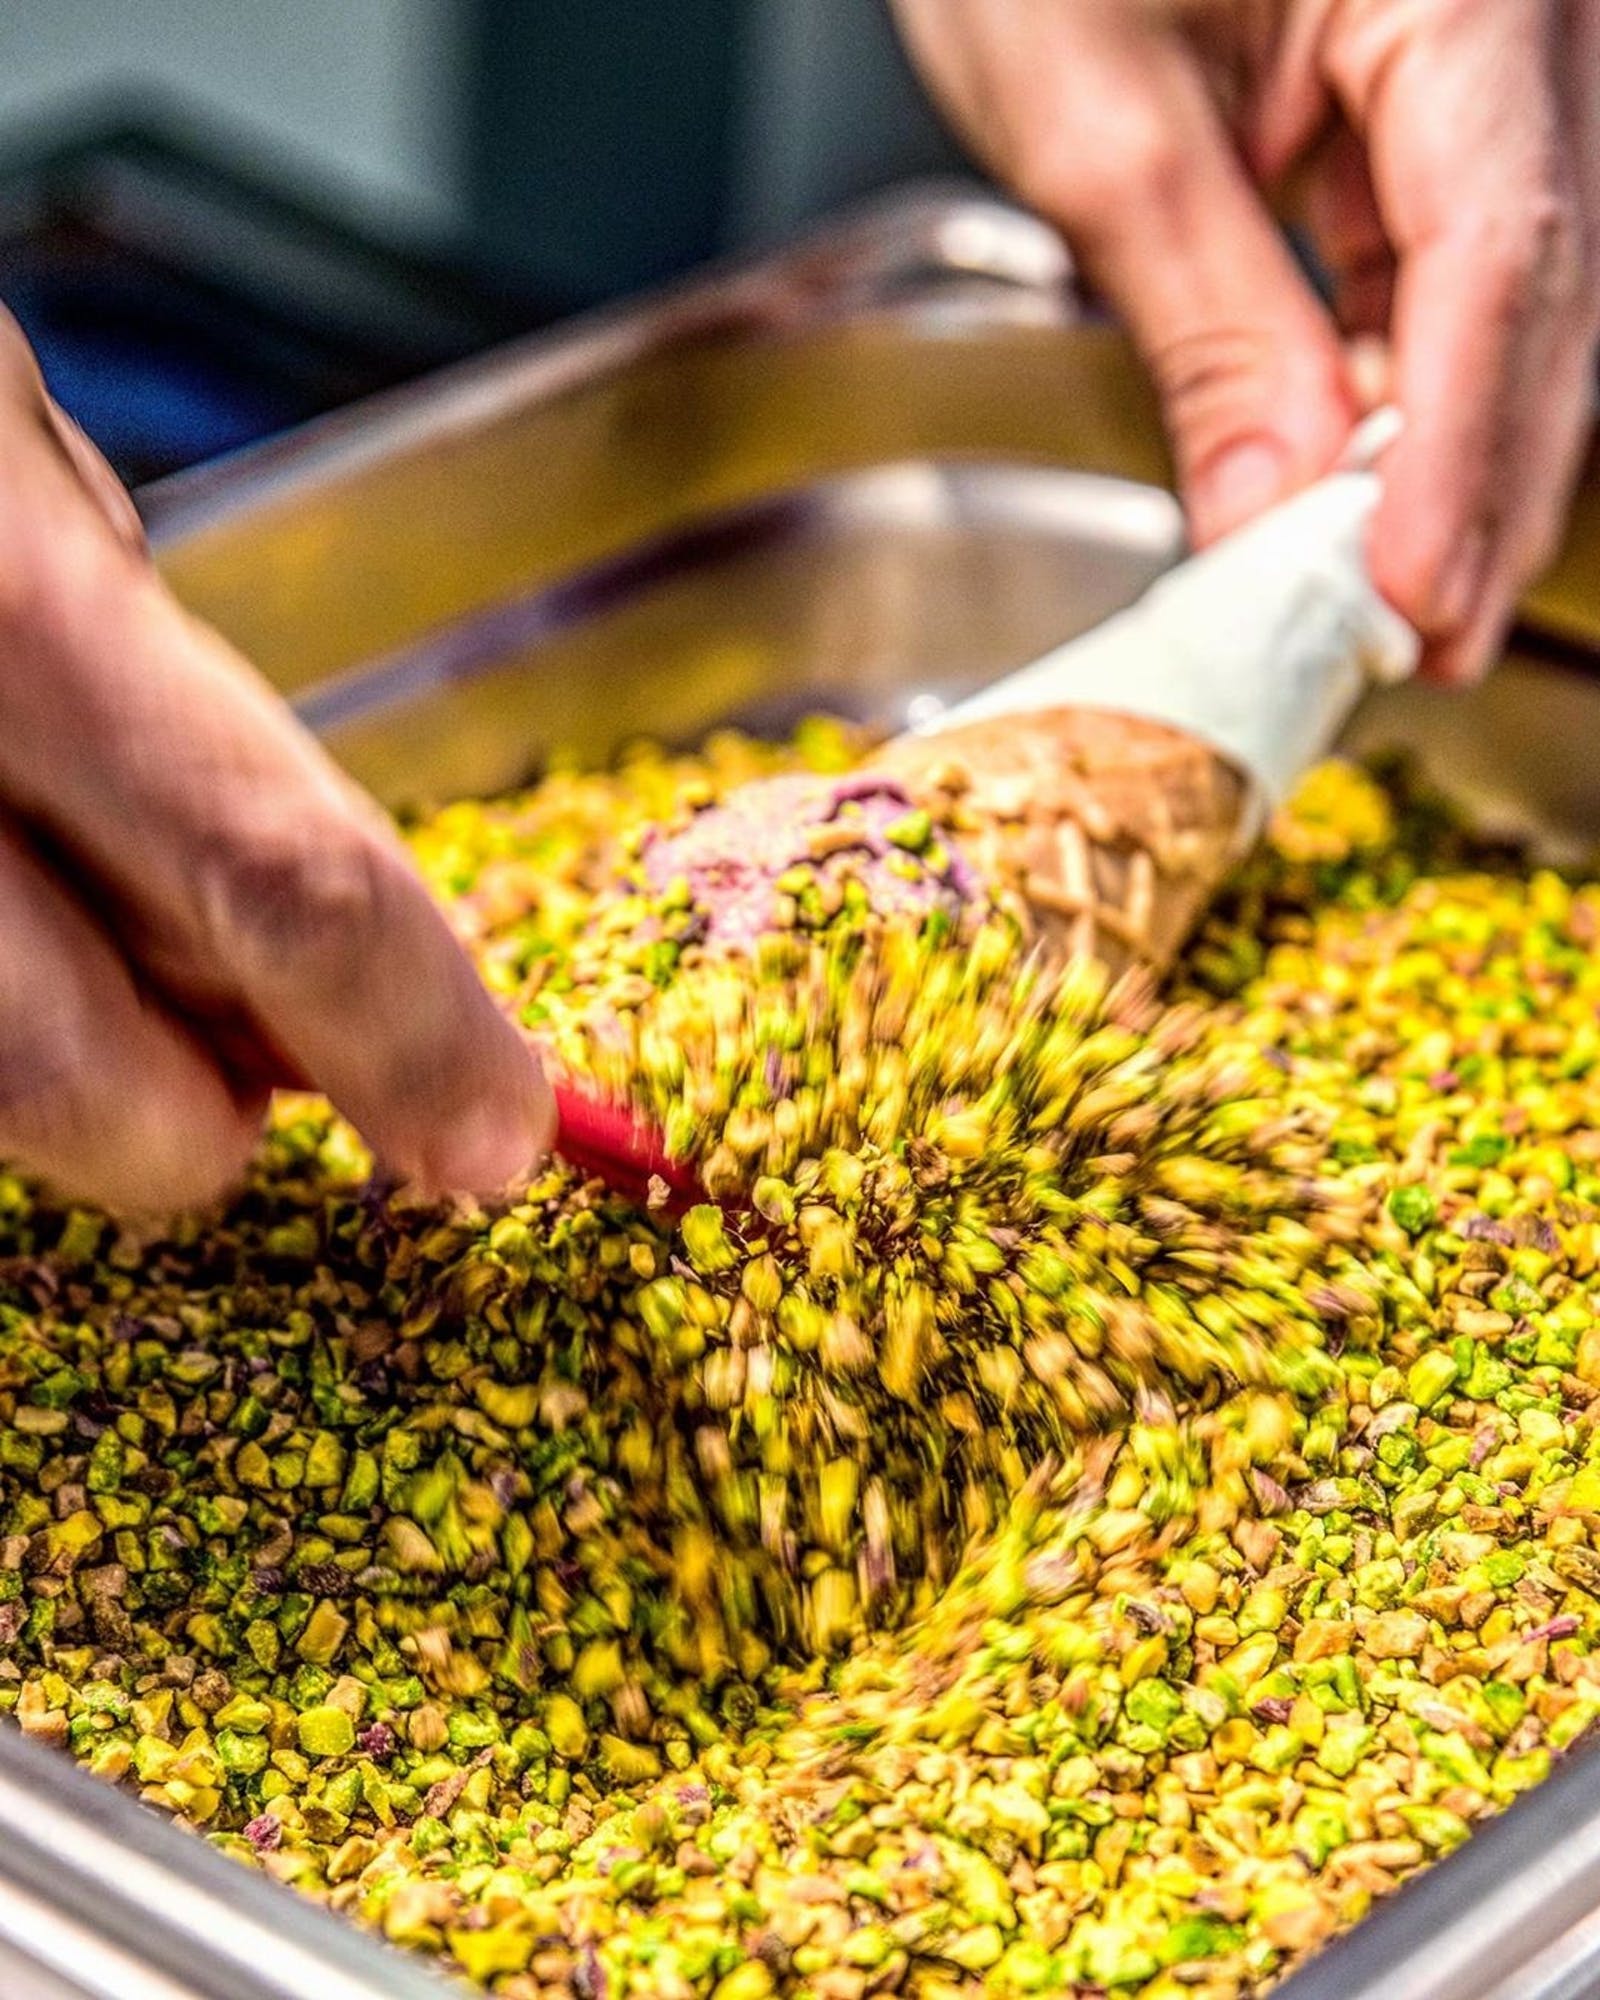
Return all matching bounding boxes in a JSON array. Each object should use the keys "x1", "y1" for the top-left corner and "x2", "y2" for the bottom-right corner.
[
  {"x1": 141, "y1": 181, "x2": 1600, "y2": 857},
  {"x1": 7, "y1": 180, "x2": 1599, "y2": 2000}
]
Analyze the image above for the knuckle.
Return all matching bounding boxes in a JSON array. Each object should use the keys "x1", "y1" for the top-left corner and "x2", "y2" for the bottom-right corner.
[
  {"x1": 1112, "y1": 113, "x2": 1188, "y2": 213},
  {"x1": 1470, "y1": 187, "x2": 1589, "y2": 322},
  {"x1": 1020, "y1": 102, "x2": 1185, "y2": 244},
  {"x1": 0, "y1": 471, "x2": 142, "y2": 652},
  {"x1": 198, "y1": 814, "x2": 390, "y2": 991}
]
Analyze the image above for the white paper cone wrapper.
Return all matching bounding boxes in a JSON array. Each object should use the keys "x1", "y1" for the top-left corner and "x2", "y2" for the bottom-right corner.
[{"x1": 916, "y1": 417, "x2": 1419, "y2": 834}]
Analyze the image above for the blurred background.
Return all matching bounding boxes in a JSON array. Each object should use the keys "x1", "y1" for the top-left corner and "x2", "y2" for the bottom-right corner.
[{"x1": 0, "y1": 0, "x2": 964, "y2": 487}]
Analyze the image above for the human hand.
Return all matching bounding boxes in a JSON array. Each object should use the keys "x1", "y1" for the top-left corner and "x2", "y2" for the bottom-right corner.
[
  {"x1": 0, "y1": 310, "x2": 554, "y2": 1212},
  {"x1": 892, "y1": 0, "x2": 1600, "y2": 683}
]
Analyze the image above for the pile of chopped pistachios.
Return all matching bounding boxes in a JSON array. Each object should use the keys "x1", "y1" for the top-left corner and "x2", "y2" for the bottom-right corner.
[{"x1": 4, "y1": 723, "x2": 1600, "y2": 2000}]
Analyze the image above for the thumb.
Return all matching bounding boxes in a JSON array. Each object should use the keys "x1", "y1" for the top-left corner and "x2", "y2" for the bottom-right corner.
[{"x1": 1044, "y1": 35, "x2": 1358, "y2": 544}]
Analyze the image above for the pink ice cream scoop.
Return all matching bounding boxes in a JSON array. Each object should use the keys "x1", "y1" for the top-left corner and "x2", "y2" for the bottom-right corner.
[{"x1": 640, "y1": 771, "x2": 978, "y2": 949}]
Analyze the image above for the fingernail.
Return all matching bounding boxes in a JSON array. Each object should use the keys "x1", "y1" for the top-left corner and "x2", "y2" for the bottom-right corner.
[
  {"x1": 1192, "y1": 439, "x2": 1287, "y2": 543},
  {"x1": 1425, "y1": 528, "x2": 1490, "y2": 638}
]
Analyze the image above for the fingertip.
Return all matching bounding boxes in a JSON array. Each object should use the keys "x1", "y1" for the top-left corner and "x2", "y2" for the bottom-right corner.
[
  {"x1": 1180, "y1": 352, "x2": 1357, "y2": 548},
  {"x1": 1415, "y1": 643, "x2": 1486, "y2": 690},
  {"x1": 1413, "y1": 573, "x2": 1517, "y2": 688},
  {"x1": 392, "y1": 1037, "x2": 558, "y2": 1203},
  {"x1": 1421, "y1": 528, "x2": 1491, "y2": 643},
  {"x1": 1365, "y1": 420, "x2": 1491, "y2": 638},
  {"x1": 1186, "y1": 436, "x2": 1290, "y2": 546},
  {"x1": 1420, "y1": 637, "x2": 1505, "y2": 692}
]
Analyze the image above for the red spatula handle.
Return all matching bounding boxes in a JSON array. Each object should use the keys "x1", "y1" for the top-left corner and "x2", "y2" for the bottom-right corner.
[
  {"x1": 548, "y1": 1077, "x2": 705, "y2": 1210},
  {"x1": 233, "y1": 1034, "x2": 703, "y2": 1211}
]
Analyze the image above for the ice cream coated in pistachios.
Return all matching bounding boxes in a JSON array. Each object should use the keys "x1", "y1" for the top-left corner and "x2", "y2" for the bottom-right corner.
[{"x1": 639, "y1": 772, "x2": 978, "y2": 946}]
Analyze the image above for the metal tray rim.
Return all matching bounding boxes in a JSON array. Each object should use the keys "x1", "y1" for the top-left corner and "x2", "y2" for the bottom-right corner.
[{"x1": 135, "y1": 177, "x2": 1074, "y2": 547}]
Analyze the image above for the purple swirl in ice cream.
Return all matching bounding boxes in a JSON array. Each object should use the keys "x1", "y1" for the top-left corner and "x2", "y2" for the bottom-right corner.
[{"x1": 641, "y1": 773, "x2": 977, "y2": 950}]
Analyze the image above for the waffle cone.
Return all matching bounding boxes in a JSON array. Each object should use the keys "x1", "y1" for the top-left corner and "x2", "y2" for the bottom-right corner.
[{"x1": 873, "y1": 708, "x2": 1250, "y2": 977}]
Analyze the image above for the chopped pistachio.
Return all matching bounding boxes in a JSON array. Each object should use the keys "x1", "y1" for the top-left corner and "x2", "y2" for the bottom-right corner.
[{"x1": 0, "y1": 737, "x2": 1596, "y2": 2000}]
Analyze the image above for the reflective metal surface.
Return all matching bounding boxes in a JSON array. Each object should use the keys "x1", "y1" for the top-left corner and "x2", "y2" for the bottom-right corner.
[
  {"x1": 140, "y1": 184, "x2": 1171, "y2": 715},
  {"x1": 2, "y1": 178, "x2": 1578, "y2": 1999},
  {"x1": 0, "y1": 1725, "x2": 452, "y2": 2000},
  {"x1": 289, "y1": 460, "x2": 1186, "y2": 810},
  {"x1": 1276, "y1": 1730, "x2": 1600, "y2": 2000}
]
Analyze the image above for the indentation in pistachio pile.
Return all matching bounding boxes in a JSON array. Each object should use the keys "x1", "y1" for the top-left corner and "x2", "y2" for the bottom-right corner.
[{"x1": 0, "y1": 723, "x2": 1598, "y2": 2000}]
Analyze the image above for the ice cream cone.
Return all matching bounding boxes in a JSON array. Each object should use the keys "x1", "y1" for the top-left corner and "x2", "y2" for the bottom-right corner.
[
  {"x1": 873, "y1": 706, "x2": 1248, "y2": 978},
  {"x1": 874, "y1": 412, "x2": 1415, "y2": 976},
  {"x1": 637, "y1": 415, "x2": 1414, "y2": 985}
]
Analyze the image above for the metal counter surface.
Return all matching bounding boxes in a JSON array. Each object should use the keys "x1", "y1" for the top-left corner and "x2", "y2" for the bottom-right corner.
[
  {"x1": 0, "y1": 181, "x2": 1593, "y2": 1999},
  {"x1": 0, "y1": 1724, "x2": 454, "y2": 1999}
]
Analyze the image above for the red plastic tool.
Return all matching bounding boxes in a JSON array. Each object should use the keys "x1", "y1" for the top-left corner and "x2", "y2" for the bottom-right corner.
[
  {"x1": 548, "y1": 1076, "x2": 705, "y2": 1211},
  {"x1": 236, "y1": 1032, "x2": 702, "y2": 1210}
]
